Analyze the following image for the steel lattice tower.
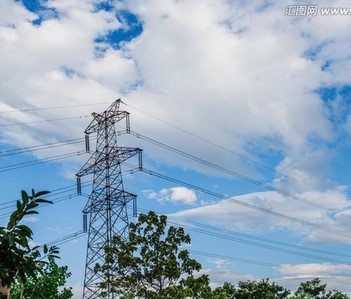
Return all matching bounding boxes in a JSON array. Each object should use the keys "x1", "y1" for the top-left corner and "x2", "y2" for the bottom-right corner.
[{"x1": 76, "y1": 99, "x2": 142, "y2": 299}]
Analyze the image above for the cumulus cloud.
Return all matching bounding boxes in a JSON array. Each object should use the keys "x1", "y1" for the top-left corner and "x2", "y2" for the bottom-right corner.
[
  {"x1": 143, "y1": 186, "x2": 197, "y2": 205},
  {"x1": 172, "y1": 189, "x2": 351, "y2": 243},
  {"x1": 201, "y1": 267, "x2": 257, "y2": 288},
  {"x1": 69, "y1": 284, "x2": 83, "y2": 299},
  {"x1": 1, "y1": 0, "x2": 351, "y2": 189},
  {"x1": 275, "y1": 263, "x2": 351, "y2": 294},
  {"x1": 277, "y1": 263, "x2": 351, "y2": 278}
]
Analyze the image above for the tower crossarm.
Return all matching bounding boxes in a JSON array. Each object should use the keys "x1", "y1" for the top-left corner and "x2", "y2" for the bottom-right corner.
[
  {"x1": 76, "y1": 147, "x2": 142, "y2": 178},
  {"x1": 84, "y1": 99, "x2": 131, "y2": 135}
]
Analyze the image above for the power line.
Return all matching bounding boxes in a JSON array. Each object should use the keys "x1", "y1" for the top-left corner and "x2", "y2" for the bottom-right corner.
[
  {"x1": 130, "y1": 131, "x2": 336, "y2": 212},
  {"x1": 0, "y1": 101, "x2": 113, "y2": 114},
  {"x1": 140, "y1": 167, "x2": 351, "y2": 240},
  {"x1": 122, "y1": 102, "x2": 341, "y2": 200},
  {"x1": 0, "y1": 150, "x2": 86, "y2": 173},
  {"x1": 168, "y1": 220, "x2": 351, "y2": 265},
  {"x1": 0, "y1": 181, "x2": 91, "y2": 211},
  {"x1": 0, "y1": 190, "x2": 86, "y2": 220},
  {"x1": 0, "y1": 115, "x2": 89, "y2": 127},
  {"x1": 1, "y1": 101, "x2": 347, "y2": 214},
  {"x1": 0, "y1": 137, "x2": 86, "y2": 157},
  {"x1": 0, "y1": 127, "x2": 347, "y2": 235},
  {"x1": 0, "y1": 110, "x2": 345, "y2": 218},
  {"x1": 169, "y1": 215, "x2": 351, "y2": 260},
  {"x1": 44, "y1": 230, "x2": 86, "y2": 248},
  {"x1": 40, "y1": 227, "x2": 278, "y2": 269},
  {"x1": 16, "y1": 207, "x2": 351, "y2": 271},
  {"x1": 190, "y1": 250, "x2": 280, "y2": 268},
  {"x1": 133, "y1": 207, "x2": 351, "y2": 264},
  {"x1": 1, "y1": 104, "x2": 350, "y2": 247}
]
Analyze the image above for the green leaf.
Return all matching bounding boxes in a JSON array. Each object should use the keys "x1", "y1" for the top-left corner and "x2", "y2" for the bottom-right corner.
[
  {"x1": 27, "y1": 202, "x2": 39, "y2": 210},
  {"x1": 16, "y1": 200, "x2": 23, "y2": 212},
  {"x1": 34, "y1": 198, "x2": 53, "y2": 205},
  {"x1": 22, "y1": 190, "x2": 29, "y2": 204},
  {"x1": 17, "y1": 225, "x2": 33, "y2": 237},
  {"x1": 25, "y1": 210, "x2": 39, "y2": 215},
  {"x1": 34, "y1": 190, "x2": 51, "y2": 198}
]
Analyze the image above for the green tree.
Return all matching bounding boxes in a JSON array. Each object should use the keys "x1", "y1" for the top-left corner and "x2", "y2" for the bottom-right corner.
[
  {"x1": 0, "y1": 190, "x2": 60, "y2": 298},
  {"x1": 293, "y1": 278, "x2": 327, "y2": 299},
  {"x1": 292, "y1": 278, "x2": 350, "y2": 299},
  {"x1": 95, "y1": 211, "x2": 211, "y2": 298},
  {"x1": 11, "y1": 257, "x2": 73, "y2": 299},
  {"x1": 234, "y1": 279, "x2": 290, "y2": 299},
  {"x1": 327, "y1": 291, "x2": 350, "y2": 299},
  {"x1": 212, "y1": 282, "x2": 236, "y2": 298}
]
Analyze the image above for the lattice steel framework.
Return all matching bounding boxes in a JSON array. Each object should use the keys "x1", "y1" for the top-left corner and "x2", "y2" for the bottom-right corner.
[{"x1": 76, "y1": 99, "x2": 142, "y2": 299}]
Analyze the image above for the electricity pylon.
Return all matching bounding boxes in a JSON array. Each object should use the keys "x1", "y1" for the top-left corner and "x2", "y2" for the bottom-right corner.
[{"x1": 76, "y1": 99, "x2": 142, "y2": 299}]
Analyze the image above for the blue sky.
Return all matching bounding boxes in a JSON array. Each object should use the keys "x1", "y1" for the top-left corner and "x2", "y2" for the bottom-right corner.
[{"x1": 2, "y1": 0, "x2": 351, "y2": 297}]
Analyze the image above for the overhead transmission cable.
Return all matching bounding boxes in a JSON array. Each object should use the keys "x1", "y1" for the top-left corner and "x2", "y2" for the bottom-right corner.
[
  {"x1": 44, "y1": 230, "x2": 86, "y2": 248},
  {"x1": 0, "y1": 126, "x2": 349, "y2": 237},
  {"x1": 0, "y1": 150, "x2": 86, "y2": 173},
  {"x1": 40, "y1": 227, "x2": 278, "y2": 268},
  {"x1": 122, "y1": 102, "x2": 341, "y2": 200},
  {"x1": 0, "y1": 115, "x2": 89, "y2": 127},
  {"x1": 189, "y1": 250, "x2": 280, "y2": 268},
  {"x1": 0, "y1": 182, "x2": 90, "y2": 218},
  {"x1": 168, "y1": 220, "x2": 351, "y2": 264},
  {"x1": 134, "y1": 206, "x2": 351, "y2": 263},
  {"x1": 0, "y1": 182, "x2": 84, "y2": 208},
  {"x1": 0, "y1": 194, "x2": 79, "y2": 220},
  {"x1": 1, "y1": 106, "x2": 350, "y2": 240},
  {"x1": 0, "y1": 101, "x2": 113, "y2": 114},
  {"x1": 0, "y1": 125, "x2": 344, "y2": 219},
  {"x1": 1, "y1": 106, "x2": 340, "y2": 213},
  {"x1": 135, "y1": 165, "x2": 351, "y2": 240},
  {"x1": 0, "y1": 137, "x2": 89, "y2": 157},
  {"x1": 1, "y1": 100, "x2": 337, "y2": 202},
  {"x1": 168, "y1": 215, "x2": 351, "y2": 260},
  {"x1": 129, "y1": 131, "x2": 332, "y2": 211}
]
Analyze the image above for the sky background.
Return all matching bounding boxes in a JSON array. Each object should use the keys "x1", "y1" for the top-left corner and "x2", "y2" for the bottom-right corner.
[{"x1": 2, "y1": 0, "x2": 351, "y2": 297}]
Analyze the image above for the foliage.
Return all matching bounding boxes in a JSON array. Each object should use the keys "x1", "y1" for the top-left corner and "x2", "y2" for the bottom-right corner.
[
  {"x1": 11, "y1": 257, "x2": 73, "y2": 299},
  {"x1": 214, "y1": 278, "x2": 350, "y2": 299},
  {"x1": 293, "y1": 278, "x2": 327, "y2": 298},
  {"x1": 94, "y1": 211, "x2": 351, "y2": 299},
  {"x1": 291, "y1": 278, "x2": 350, "y2": 299},
  {"x1": 95, "y1": 211, "x2": 211, "y2": 298},
  {"x1": 233, "y1": 279, "x2": 290, "y2": 299},
  {"x1": 212, "y1": 282, "x2": 236, "y2": 299},
  {"x1": 0, "y1": 190, "x2": 60, "y2": 296}
]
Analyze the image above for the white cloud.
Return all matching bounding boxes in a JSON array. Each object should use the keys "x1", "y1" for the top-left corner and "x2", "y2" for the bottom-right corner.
[
  {"x1": 209, "y1": 258, "x2": 232, "y2": 270},
  {"x1": 2, "y1": 0, "x2": 351, "y2": 191},
  {"x1": 69, "y1": 284, "x2": 83, "y2": 299},
  {"x1": 172, "y1": 189, "x2": 351, "y2": 243},
  {"x1": 275, "y1": 263, "x2": 351, "y2": 294},
  {"x1": 203, "y1": 262, "x2": 351, "y2": 294},
  {"x1": 123, "y1": 0, "x2": 335, "y2": 150},
  {"x1": 201, "y1": 267, "x2": 257, "y2": 288},
  {"x1": 143, "y1": 187, "x2": 197, "y2": 205},
  {"x1": 170, "y1": 187, "x2": 197, "y2": 204},
  {"x1": 0, "y1": 0, "x2": 127, "y2": 150},
  {"x1": 277, "y1": 263, "x2": 351, "y2": 278},
  {"x1": 23, "y1": 215, "x2": 40, "y2": 223}
]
